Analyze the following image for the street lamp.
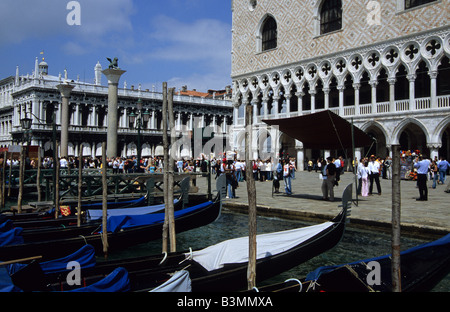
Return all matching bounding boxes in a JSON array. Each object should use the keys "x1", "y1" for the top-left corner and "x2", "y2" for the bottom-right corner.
[
  {"x1": 20, "y1": 112, "x2": 33, "y2": 155},
  {"x1": 20, "y1": 114, "x2": 33, "y2": 131},
  {"x1": 129, "y1": 98, "x2": 150, "y2": 172}
]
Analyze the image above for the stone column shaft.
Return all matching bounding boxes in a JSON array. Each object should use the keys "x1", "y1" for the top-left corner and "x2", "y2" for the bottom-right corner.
[
  {"x1": 56, "y1": 84, "x2": 74, "y2": 158},
  {"x1": 103, "y1": 68, "x2": 126, "y2": 158}
]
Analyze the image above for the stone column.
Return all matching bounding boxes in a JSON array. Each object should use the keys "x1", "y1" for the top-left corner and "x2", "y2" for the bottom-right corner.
[
  {"x1": 370, "y1": 80, "x2": 378, "y2": 114},
  {"x1": 428, "y1": 144, "x2": 441, "y2": 160},
  {"x1": 296, "y1": 92, "x2": 304, "y2": 116},
  {"x1": 407, "y1": 74, "x2": 416, "y2": 111},
  {"x1": 429, "y1": 71, "x2": 438, "y2": 109},
  {"x1": 56, "y1": 83, "x2": 74, "y2": 158},
  {"x1": 388, "y1": 78, "x2": 396, "y2": 113},
  {"x1": 323, "y1": 88, "x2": 330, "y2": 110},
  {"x1": 309, "y1": 90, "x2": 316, "y2": 114},
  {"x1": 338, "y1": 85, "x2": 345, "y2": 115},
  {"x1": 102, "y1": 68, "x2": 126, "y2": 158},
  {"x1": 353, "y1": 83, "x2": 360, "y2": 115}
]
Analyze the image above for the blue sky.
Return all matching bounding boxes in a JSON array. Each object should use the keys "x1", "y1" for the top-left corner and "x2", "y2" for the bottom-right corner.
[{"x1": 0, "y1": 0, "x2": 232, "y2": 92}]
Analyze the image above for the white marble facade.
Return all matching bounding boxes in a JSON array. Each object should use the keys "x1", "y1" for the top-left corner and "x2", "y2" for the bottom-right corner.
[
  {"x1": 1, "y1": 58, "x2": 233, "y2": 159},
  {"x1": 231, "y1": 0, "x2": 450, "y2": 168}
]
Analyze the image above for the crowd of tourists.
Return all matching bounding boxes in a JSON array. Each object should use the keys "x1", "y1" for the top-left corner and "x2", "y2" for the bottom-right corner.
[
  {"x1": 210, "y1": 156, "x2": 297, "y2": 199},
  {"x1": 2, "y1": 149, "x2": 449, "y2": 201},
  {"x1": 353, "y1": 151, "x2": 450, "y2": 201}
]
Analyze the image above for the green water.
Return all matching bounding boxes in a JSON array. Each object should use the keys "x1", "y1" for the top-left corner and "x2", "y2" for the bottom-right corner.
[
  {"x1": 106, "y1": 210, "x2": 450, "y2": 292},
  {"x1": 2, "y1": 195, "x2": 448, "y2": 292}
]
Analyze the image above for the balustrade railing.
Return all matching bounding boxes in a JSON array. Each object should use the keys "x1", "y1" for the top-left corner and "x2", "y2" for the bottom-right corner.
[{"x1": 233, "y1": 94, "x2": 450, "y2": 128}]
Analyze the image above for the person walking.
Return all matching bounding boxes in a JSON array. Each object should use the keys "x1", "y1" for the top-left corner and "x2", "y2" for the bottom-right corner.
[
  {"x1": 359, "y1": 160, "x2": 370, "y2": 197},
  {"x1": 283, "y1": 158, "x2": 292, "y2": 195},
  {"x1": 414, "y1": 154, "x2": 431, "y2": 201},
  {"x1": 274, "y1": 159, "x2": 283, "y2": 193},
  {"x1": 431, "y1": 160, "x2": 439, "y2": 189},
  {"x1": 368, "y1": 155, "x2": 382, "y2": 195},
  {"x1": 356, "y1": 157, "x2": 365, "y2": 195},
  {"x1": 437, "y1": 156, "x2": 449, "y2": 185},
  {"x1": 334, "y1": 157, "x2": 341, "y2": 186},
  {"x1": 321, "y1": 157, "x2": 336, "y2": 201},
  {"x1": 222, "y1": 160, "x2": 236, "y2": 199}
]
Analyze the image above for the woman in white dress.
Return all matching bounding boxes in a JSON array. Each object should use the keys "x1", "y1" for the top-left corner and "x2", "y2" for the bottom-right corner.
[{"x1": 360, "y1": 160, "x2": 370, "y2": 197}]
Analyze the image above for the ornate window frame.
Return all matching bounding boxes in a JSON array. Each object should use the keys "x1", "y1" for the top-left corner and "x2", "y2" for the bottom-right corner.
[
  {"x1": 256, "y1": 14, "x2": 278, "y2": 53},
  {"x1": 313, "y1": 0, "x2": 343, "y2": 37},
  {"x1": 396, "y1": 0, "x2": 439, "y2": 13}
]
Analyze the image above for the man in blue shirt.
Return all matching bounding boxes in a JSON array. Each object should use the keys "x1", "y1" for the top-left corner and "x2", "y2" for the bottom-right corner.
[
  {"x1": 437, "y1": 157, "x2": 449, "y2": 184},
  {"x1": 414, "y1": 155, "x2": 431, "y2": 201}
]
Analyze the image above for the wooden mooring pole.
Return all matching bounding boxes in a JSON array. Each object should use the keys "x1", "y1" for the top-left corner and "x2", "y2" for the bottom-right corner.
[
  {"x1": 1, "y1": 151, "x2": 6, "y2": 208},
  {"x1": 168, "y1": 87, "x2": 176, "y2": 252},
  {"x1": 54, "y1": 141, "x2": 60, "y2": 219},
  {"x1": 162, "y1": 82, "x2": 169, "y2": 254},
  {"x1": 77, "y1": 143, "x2": 83, "y2": 227},
  {"x1": 101, "y1": 142, "x2": 109, "y2": 258},
  {"x1": 17, "y1": 146, "x2": 24, "y2": 214},
  {"x1": 245, "y1": 102, "x2": 257, "y2": 290},
  {"x1": 391, "y1": 144, "x2": 402, "y2": 292},
  {"x1": 37, "y1": 147, "x2": 42, "y2": 202}
]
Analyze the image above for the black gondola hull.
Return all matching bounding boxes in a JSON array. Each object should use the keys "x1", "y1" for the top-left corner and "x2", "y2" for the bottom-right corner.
[{"x1": 0, "y1": 201, "x2": 221, "y2": 261}]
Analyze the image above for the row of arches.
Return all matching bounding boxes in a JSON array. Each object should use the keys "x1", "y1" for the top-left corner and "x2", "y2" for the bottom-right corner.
[{"x1": 232, "y1": 116, "x2": 450, "y2": 165}]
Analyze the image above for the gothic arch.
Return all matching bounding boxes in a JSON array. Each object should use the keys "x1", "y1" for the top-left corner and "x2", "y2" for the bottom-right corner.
[
  {"x1": 431, "y1": 115, "x2": 450, "y2": 144},
  {"x1": 391, "y1": 117, "x2": 431, "y2": 146}
]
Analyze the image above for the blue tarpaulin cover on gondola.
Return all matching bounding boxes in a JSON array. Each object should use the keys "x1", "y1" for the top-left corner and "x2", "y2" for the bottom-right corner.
[
  {"x1": 83, "y1": 195, "x2": 147, "y2": 210},
  {"x1": 87, "y1": 200, "x2": 179, "y2": 221},
  {"x1": 305, "y1": 233, "x2": 450, "y2": 282},
  {"x1": 0, "y1": 220, "x2": 13, "y2": 232},
  {"x1": 67, "y1": 267, "x2": 130, "y2": 292},
  {"x1": 7, "y1": 244, "x2": 96, "y2": 276},
  {"x1": 0, "y1": 267, "x2": 22, "y2": 292},
  {"x1": 0, "y1": 227, "x2": 24, "y2": 247},
  {"x1": 105, "y1": 201, "x2": 212, "y2": 233}
]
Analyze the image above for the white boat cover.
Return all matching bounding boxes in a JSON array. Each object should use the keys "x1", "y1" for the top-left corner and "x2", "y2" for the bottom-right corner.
[
  {"x1": 187, "y1": 221, "x2": 334, "y2": 272},
  {"x1": 150, "y1": 270, "x2": 192, "y2": 292}
]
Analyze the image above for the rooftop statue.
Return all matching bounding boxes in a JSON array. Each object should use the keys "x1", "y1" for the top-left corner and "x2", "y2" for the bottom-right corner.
[{"x1": 107, "y1": 57, "x2": 119, "y2": 69}]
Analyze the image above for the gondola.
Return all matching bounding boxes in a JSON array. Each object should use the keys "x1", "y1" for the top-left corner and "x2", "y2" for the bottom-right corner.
[
  {"x1": 0, "y1": 196, "x2": 222, "y2": 262},
  {"x1": 1, "y1": 176, "x2": 191, "y2": 224},
  {"x1": 249, "y1": 233, "x2": 450, "y2": 293},
  {"x1": 6, "y1": 183, "x2": 351, "y2": 292},
  {"x1": 302, "y1": 232, "x2": 450, "y2": 292},
  {"x1": 1, "y1": 195, "x2": 148, "y2": 222},
  {"x1": 1, "y1": 178, "x2": 195, "y2": 230}
]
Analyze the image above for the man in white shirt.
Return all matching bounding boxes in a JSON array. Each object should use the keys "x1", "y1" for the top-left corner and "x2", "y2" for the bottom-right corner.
[
  {"x1": 368, "y1": 155, "x2": 381, "y2": 195},
  {"x1": 414, "y1": 155, "x2": 431, "y2": 201},
  {"x1": 60, "y1": 157, "x2": 68, "y2": 168},
  {"x1": 334, "y1": 157, "x2": 341, "y2": 186}
]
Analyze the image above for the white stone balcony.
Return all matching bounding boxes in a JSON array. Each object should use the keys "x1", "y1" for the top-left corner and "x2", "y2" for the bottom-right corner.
[{"x1": 235, "y1": 94, "x2": 450, "y2": 126}]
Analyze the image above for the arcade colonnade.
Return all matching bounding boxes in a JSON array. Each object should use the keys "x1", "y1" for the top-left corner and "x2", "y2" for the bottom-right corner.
[{"x1": 231, "y1": 31, "x2": 450, "y2": 169}]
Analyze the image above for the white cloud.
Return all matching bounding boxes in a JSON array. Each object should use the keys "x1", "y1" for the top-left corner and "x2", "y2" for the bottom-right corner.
[
  {"x1": 147, "y1": 15, "x2": 230, "y2": 63},
  {"x1": 124, "y1": 14, "x2": 232, "y2": 91},
  {"x1": 0, "y1": 0, "x2": 135, "y2": 48}
]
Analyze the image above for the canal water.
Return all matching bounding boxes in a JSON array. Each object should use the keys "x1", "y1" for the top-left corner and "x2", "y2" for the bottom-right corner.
[
  {"x1": 2, "y1": 196, "x2": 448, "y2": 292},
  {"x1": 106, "y1": 209, "x2": 450, "y2": 292}
]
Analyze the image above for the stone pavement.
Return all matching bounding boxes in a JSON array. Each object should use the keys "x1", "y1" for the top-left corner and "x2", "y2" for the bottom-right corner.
[{"x1": 197, "y1": 171, "x2": 449, "y2": 239}]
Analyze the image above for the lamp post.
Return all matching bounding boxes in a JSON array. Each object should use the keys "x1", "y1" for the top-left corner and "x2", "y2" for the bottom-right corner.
[
  {"x1": 129, "y1": 98, "x2": 150, "y2": 172},
  {"x1": 18, "y1": 113, "x2": 33, "y2": 213},
  {"x1": 20, "y1": 113, "x2": 33, "y2": 155}
]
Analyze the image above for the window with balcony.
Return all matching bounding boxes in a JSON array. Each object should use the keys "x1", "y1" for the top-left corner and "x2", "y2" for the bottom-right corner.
[{"x1": 320, "y1": 0, "x2": 342, "y2": 35}]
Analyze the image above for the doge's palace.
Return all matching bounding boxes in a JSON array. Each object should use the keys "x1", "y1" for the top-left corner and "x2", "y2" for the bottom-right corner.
[{"x1": 231, "y1": 0, "x2": 450, "y2": 169}]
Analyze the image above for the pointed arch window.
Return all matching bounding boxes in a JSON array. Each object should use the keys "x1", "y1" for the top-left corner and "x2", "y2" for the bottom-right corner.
[
  {"x1": 320, "y1": 0, "x2": 342, "y2": 35},
  {"x1": 261, "y1": 16, "x2": 277, "y2": 51},
  {"x1": 405, "y1": 0, "x2": 437, "y2": 10}
]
